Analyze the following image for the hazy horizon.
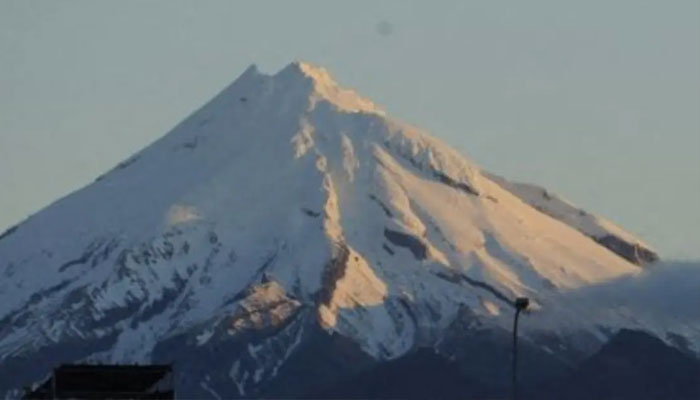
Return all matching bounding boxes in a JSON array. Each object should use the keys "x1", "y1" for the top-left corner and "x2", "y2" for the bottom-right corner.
[{"x1": 1, "y1": 0, "x2": 698, "y2": 258}]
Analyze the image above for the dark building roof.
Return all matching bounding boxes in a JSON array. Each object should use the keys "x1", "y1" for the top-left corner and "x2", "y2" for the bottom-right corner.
[{"x1": 23, "y1": 364, "x2": 174, "y2": 400}]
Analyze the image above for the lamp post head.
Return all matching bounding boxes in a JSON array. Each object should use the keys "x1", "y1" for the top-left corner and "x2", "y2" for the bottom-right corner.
[{"x1": 515, "y1": 297, "x2": 530, "y2": 311}]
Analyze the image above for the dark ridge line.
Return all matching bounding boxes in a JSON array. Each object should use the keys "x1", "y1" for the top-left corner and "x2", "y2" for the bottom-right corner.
[
  {"x1": 316, "y1": 243, "x2": 351, "y2": 307},
  {"x1": 407, "y1": 198, "x2": 457, "y2": 252},
  {"x1": 0, "y1": 225, "x2": 18, "y2": 242},
  {"x1": 369, "y1": 194, "x2": 393, "y2": 218},
  {"x1": 115, "y1": 155, "x2": 141, "y2": 171},
  {"x1": 58, "y1": 239, "x2": 106, "y2": 273},
  {"x1": 433, "y1": 171, "x2": 480, "y2": 196},
  {"x1": 95, "y1": 155, "x2": 141, "y2": 182},
  {"x1": 382, "y1": 139, "x2": 479, "y2": 197},
  {"x1": 396, "y1": 297, "x2": 420, "y2": 333},
  {"x1": 382, "y1": 243, "x2": 395, "y2": 255},
  {"x1": 593, "y1": 234, "x2": 659, "y2": 266},
  {"x1": 434, "y1": 271, "x2": 513, "y2": 307}
]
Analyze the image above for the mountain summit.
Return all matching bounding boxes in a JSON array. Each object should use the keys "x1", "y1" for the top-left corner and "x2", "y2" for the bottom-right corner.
[{"x1": 0, "y1": 62, "x2": 663, "y2": 397}]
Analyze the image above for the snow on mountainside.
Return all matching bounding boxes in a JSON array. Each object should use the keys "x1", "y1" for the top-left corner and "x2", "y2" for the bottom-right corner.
[
  {"x1": 0, "y1": 61, "x2": 687, "y2": 397},
  {"x1": 485, "y1": 173, "x2": 658, "y2": 265}
]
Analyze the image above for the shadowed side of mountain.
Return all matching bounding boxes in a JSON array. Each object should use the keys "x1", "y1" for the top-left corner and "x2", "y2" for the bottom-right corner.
[
  {"x1": 304, "y1": 315, "x2": 574, "y2": 400},
  {"x1": 305, "y1": 327, "x2": 700, "y2": 400},
  {"x1": 532, "y1": 328, "x2": 700, "y2": 400},
  {"x1": 310, "y1": 348, "x2": 489, "y2": 400}
]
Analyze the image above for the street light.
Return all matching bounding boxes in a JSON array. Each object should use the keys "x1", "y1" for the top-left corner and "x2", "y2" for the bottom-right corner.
[{"x1": 512, "y1": 297, "x2": 529, "y2": 400}]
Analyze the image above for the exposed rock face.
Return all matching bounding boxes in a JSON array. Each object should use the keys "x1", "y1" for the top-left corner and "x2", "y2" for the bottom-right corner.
[
  {"x1": 383, "y1": 229, "x2": 428, "y2": 260},
  {"x1": 595, "y1": 234, "x2": 659, "y2": 265}
]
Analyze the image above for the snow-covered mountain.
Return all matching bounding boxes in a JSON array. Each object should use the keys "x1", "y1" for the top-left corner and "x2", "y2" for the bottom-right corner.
[{"x1": 0, "y1": 62, "x2": 690, "y2": 398}]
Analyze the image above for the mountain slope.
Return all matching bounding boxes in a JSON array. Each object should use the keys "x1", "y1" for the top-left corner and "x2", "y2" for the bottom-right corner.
[
  {"x1": 0, "y1": 62, "x2": 672, "y2": 397},
  {"x1": 485, "y1": 173, "x2": 658, "y2": 265},
  {"x1": 533, "y1": 329, "x2": 700, "y2": 400}
]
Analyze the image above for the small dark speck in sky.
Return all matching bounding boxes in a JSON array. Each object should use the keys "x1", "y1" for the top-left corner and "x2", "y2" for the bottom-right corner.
[{"x1": 376, "y1": 20, "x2": 394, "y2": 37}]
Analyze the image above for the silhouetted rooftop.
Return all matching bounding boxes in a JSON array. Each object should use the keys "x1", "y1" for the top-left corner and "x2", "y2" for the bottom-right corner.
[{"x1": 23, "y1": 364, "x2": 174, "y2": 400}]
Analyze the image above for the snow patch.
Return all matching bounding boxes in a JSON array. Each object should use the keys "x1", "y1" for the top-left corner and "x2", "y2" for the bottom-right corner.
[
  {"x1": 481, "y1": 298, "x2": 501, "y2": 316},
  {"x1": 294, "y1": 61, "x2": 384, "y2": 115},
  {"x1": 166, "y1": 205, "x2": 201, "y2": 225}
]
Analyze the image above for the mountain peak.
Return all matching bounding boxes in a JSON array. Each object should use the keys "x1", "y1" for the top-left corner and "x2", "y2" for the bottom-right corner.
[
  {"x1": 0, "y1": 60, "x2": 668, "y2": 398},
  {"x1": 261, "y1": 61, "x2": 385, "y2": 115},
  {"x1": 288, "y1": 60, "x2": 334, "y2": 85}
]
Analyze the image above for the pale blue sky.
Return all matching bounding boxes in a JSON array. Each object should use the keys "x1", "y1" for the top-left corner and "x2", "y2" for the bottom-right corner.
[{"x1": 1, "y1": 1, "x2": 698, "y2": 258}]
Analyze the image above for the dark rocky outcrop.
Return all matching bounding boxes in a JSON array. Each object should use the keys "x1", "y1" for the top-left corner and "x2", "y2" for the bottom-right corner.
[
  {"x1": 383, "y1": 229, "x2": 428, "y2": 259},
  {"x1": 315, "y1": 244, "x2": 350, "y2": 306},
  {"x1": 0, "y1": 224, "x2": 18, "y2": 242},
  {"x1": 433, "y1": 171, "x2": 480, "y2": 196},
  {"x1": 595, "y1": 234, "x2": 659, "y2": 265}
]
